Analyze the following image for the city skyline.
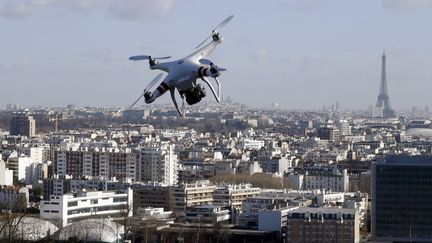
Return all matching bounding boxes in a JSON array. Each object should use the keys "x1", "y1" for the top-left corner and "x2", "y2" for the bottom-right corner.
[{"x1": 1, "y1": 0, "x2": 432, "y2": 109}]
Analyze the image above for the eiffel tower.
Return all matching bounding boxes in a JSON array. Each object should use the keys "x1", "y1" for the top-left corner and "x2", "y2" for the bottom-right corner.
[{"x1": 375, "y1": 52, "x2": 395, "y2": 117}]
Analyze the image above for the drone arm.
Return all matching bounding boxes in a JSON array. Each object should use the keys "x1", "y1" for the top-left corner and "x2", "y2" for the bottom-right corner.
[
  {"x1": 200, "y1": 77, "x2": 221, "y2": 102},
  {"x1": 188, "y1": 39, "x2": 221, "y2": 61},
  {"x1": 170, "y1": 89, "x2": 184, "y2": 116}
]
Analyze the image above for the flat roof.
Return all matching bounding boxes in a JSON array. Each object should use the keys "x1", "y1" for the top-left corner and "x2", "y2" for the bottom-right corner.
[
  {"x1": 290, "y1": 207, "x2": 355, "y2": 214},
  {"x1": 384, "y1": 155, "x2": 432, "y2": 166}
]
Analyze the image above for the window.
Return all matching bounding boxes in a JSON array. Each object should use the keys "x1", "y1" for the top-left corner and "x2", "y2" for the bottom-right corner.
[
  {"x1": 113, "y1": 197, "x2": 127, "y2": 203},
  {"x1": 68, "y1": 201, "x2": 78, "y2": 207}
]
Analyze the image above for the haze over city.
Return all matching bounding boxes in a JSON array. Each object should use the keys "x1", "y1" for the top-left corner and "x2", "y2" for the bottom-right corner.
[{"x1": 1, "y1": 0, "x2": 432, "y2": 109}]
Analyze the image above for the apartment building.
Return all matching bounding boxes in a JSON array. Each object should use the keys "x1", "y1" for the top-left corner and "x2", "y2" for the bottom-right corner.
[
  {"x1": 213, "y1": 184, "x2": 261, "y2": 211},
  {"x1": 171, "y1": 181, "x2": 216, "y2": 217},
  {"x1": 54, "y1": 148, "x2": 138, "y2": 181},
  {"x1": 139, "y1": 143, "x2": 178, "y2": 185}
]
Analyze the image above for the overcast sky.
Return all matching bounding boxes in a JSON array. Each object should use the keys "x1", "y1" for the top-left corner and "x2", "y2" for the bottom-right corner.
[{"x1": 1, "y1": 0, "x2": 432, "y2": 110}]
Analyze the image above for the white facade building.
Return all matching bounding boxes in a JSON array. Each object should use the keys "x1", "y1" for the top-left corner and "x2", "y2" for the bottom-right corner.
[
  {"x1": 40, "y1": 188, "x2": 133, "y2": 227},
  {"x1": 7, "y1": 152, "x2": 32, "y2": 183},
  {"x1": 0, "y1": 159, "x2": 13, "y2": 186},
  {"x1": 214, "y1": 184, "x2": 261, "y2": 211},
  {"x1": 242, "y1": 139, "x2": 265, "y2": 150},
  {"x1": 172, "y1": 181, "x2": 216, "y2": 217},
  {"x1": 287, "y1": 168, "x2": 350, "y2": 192},
  {"x1": 139, "y1": 143, "x2": 178, "y2": 185}
]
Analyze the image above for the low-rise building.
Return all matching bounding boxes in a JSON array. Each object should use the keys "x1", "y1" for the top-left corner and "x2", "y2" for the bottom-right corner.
[
  {"x1": 137, "y1": 207, "x2": 173, "y2": 221},
  {"x1": 213, "y1": 184, "x2": 261, "y2": 211},
  {"x1": 186, "y1": 205, "x2": 231, "y2": 224},
  {"x1": 258, "y1": 206, "x2": 298, "y2": 232},
  {"x1": 287, "y1": 207, "x2": 360, "y2": 243},
  {"x1": 0, "y1": 186, "x2": 29, "y2": 210},
  {"x1": 171, "y1": 181, "x2": 216, "y2": 217},
  {"x1": 132, "y1": 183, "x2": 171, "y2": 210},
  {"x1": 40, "y1": 188, "x2": 133, "y2": 227}
]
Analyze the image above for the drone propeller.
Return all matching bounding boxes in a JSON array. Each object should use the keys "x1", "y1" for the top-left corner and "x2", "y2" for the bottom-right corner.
[
  {"x1": 129, "y1": 55, "x2": 171, "y2": 61},
  {"x1": 129, "y1": 73, "x2": 163, "y2": 109},
  {"x1": 144, "y1": 73, "x2": 163, "y2": 92},
  {"x1": 195, "y1": 15, "x2": 234, "y2": 49},
  {"x1": 129, "y1": 94, "x2": 144, "y2": 109},
  {"x1": 199, "y1": 59, "x2": 227, "y2": 72}
]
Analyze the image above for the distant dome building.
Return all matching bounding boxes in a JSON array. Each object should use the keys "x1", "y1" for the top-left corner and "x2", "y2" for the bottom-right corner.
[
  {"x1": 55, "y1": 218, "x2": 124, "y2": 242},
  {"x1": 405, "y1": 128, "x2": 432, "y2": 138},
  {"x1": 0, "y1": 217, "x2": 59, "y2": 241}
]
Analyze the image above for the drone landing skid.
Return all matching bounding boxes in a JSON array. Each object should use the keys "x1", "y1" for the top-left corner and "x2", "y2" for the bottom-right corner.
[
  {"x1": 201, "y1": 77, "x2": 221, "y2": 102},
  {"x1": 170, "y1": 89, "x2": 184, "y2": 116}
]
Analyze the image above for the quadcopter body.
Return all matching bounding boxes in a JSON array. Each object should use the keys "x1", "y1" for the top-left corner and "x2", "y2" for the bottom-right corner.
[{"x1": 129, "y1": 15, "x2": 233, "y2": 116}]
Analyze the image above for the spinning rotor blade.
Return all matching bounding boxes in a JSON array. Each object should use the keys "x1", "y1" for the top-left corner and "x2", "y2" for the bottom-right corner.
[
  {"x1": 195, "y1": 15, "x2": 234, "y2": 49},
  {"x1": 129, "y1": 94, "x2": 144, "y2": 109},
  {"x1": 144, "y1": 73, "x2": 164, "y2": 92},
  {"x1": 129, "y1": 55, "x2": 150, "y2": 61},
  {"x1": 199, "y1": 59, "x2": 227, "y2": 71},
  {"x1": 129, "y1": 73, "x2": 163, "y2": 109},
  {"x1": 129, "y1": 55, "x2": 171, "y2": 61},
  {"x1": 153, "y1": 56, "x2": 171, "y2": 60},
  {"x1": 214, "y1": 15, "x2": 234, "y2": 33}
]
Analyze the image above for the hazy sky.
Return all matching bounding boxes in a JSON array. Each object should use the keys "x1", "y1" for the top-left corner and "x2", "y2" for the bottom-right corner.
[{"x1": 1, "y1": 0, "x2": 432, "y2": 110}]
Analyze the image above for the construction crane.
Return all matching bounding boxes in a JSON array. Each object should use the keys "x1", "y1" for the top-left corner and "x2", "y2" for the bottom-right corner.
[{"x1": 49, "y1": 113, "x2": 62, "y2": 133}]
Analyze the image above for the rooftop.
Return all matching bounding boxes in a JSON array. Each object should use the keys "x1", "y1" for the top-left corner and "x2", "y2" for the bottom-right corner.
[{"x1": 384, "y1": 155, "x2": 432, "y2": 166}]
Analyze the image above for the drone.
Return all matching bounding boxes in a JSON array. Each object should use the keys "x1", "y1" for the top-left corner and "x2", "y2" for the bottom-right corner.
[{"x1": 128, "y1": 15, "x2": 233, "y2": 116}]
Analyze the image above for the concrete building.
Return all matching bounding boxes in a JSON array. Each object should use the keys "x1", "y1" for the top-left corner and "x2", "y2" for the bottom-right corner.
[
  {"x1": 287, "y1": 207, "x2": 360, "y2": 243},
  {"x1": 17, "y1": 146, "x2": 45, "y2": 164},
  {"x1": 171, "y1": 181, "x2": 216, "y2": 217},
  {"x1": 242, "y1": 192, "x2": 311, "y2": 216},
  {"x1": 317, "y1": 126, "x2": 340, "y2": 142},
  {"x1": 213, "y1": 184, "x2": 261, "y2": 211},
  {"x1": 43, "y1": 178, "x2": 131, "y2": 199},
  {"x1": 0, "y1": 186, "x2": 29, "y2": 210},
  {"x1": 132, "y1": 183, "x2": 171, "y2": 210},
  {"x1": 214, "y1": 160, "x2": 238, "y2": 175},
  {"x1": 237, "y1": 161, "x2": 263, "y2": 175},
  {"x1": 178, "y1": 160, "x2": 206, "y2": 183},
  {"x1": 286, "y1": 167, "x2": 349, "y2": 192},
  {"x1": 9, "y1": 112, "x2": 36, "y2": 137},
  {"x1": 337, "y1": 120, "x2": 352, "y2": 137},
  {"x1": 186, "y1": 204, "x2": 231, "y2": 224},
  {"x1": 137, "y1": 207, "x2": 173, "y2": 221},
  {"x1": 372, "y1": 155, "x2": 432, "y2": 242},
  {"x1": 239, "y1": 191, "x2": 312, "y2": 228},
  {"x1": 6, "y1": 152, "x2": 32, "y2": 182},
  {"x1": 242, "y1": 139, "x2": 265, "y2": 150},
  {"x1": 55, "y1": 148, "x2": 138, "y2": 181},
  {"x1": 258, "y1": 206, "x2": 298, "y2": 232},
  {"x1": 139, "y1": 143, "x2": 178, "y2": 185},
  {"x1": 40, "y1": 188, "x2": 133, "y2": 227},
  {"x1": 0, "y1": 159, "x2": 13, "y2": 186},
  {"x1": 257, "y1": 156, "x2": 290, "y2": 176}
]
